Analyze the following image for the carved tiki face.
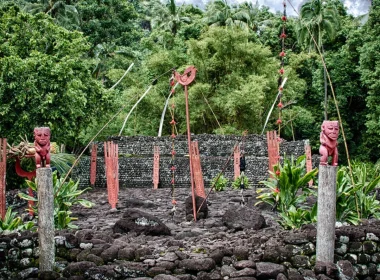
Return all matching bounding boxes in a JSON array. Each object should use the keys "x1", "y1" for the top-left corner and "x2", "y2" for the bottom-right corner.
[
  {"x1": 322, "y1": 121, "x2": 339, "y2": 140},
  {"x1": 34, "y1": 127, "x2": 51, "y2": 146}
]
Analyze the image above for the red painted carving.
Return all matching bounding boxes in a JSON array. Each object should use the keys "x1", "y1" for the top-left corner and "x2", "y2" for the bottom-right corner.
[
  {"x1": 319, "y1": 120, "x2": 339, "y2": 166},
  {"x1": 267, "y1": 131, "x2": 279, "y2": 175},
  {"x1": 0, "y1": 138, "x2": 6, "y2": 219},
  {"x1": 234, "y1": 145, "x2": 241, "y2": 180},
  {"x1": 104, "y1": 141, "x2": 119, "y2": 209},
  {"x1": 174, "y1": 66, "x2": 198, "y2": 220},
  {"x1": 153, "y1": 146, "x2": 160, "y2": 189},
  {"x1": 34, "y1": 127, "x2": 51, "y2": 168},
  {"x1": 305, "y1": 140, "x2": 313, "y2": 186},
  {"x1": 191, "y1": 141, "x2": 206, "y2": 198},
  {"x1": 15, "y1": 158, "x2": 36, "y2": 215},
  {"x1": 174, "y1": 66, "x2": 197, "y2": 86},
  {"x1": 90, "y1": 144, "x2": 97, "y2": 187}
]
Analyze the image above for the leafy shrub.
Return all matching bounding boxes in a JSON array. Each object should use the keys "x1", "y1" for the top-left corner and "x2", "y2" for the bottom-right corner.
[
  {"x1": 0, "y1": 208, "x2": 35, "y2": 233},
  {"x1": 19, "y1": 171, "x2": 94, "y2": 229},
  {"x1": 211, "y1": 174, "x2": 229, "y2": 191},
  {"x1": 256, "y1": 155, "x2": 318, "y2": 229},
  {"x1": 257, "y1": 155, "x2": 318, "y2": 212},
  {"x1": 232, "y1": 174, "x2": 250, "y2": 189},
  {"x1": 336, "y1": 162, "x2": 380, "y2": 225}
]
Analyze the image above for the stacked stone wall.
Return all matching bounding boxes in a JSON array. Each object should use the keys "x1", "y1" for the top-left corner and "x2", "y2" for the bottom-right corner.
[
  {"x1": 72, "y1": 134, "x2": 307, "y2": 189},
  {"x1": 1, "y1": 226, "x2": 380, "y2": 279}
]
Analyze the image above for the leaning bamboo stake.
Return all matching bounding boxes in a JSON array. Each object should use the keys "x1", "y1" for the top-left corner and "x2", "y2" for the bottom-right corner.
[{"x1": 119, "y1": 85, "x2": 153, "y2": 136}]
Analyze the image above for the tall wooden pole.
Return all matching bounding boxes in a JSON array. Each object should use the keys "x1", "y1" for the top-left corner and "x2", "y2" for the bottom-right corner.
[
  {"x1": 37, "y1": 167, "x2": 55, "y2": 271},
  {"x1": 0, "y1": 138, "x2": 6, "y2": 220},
  {"x1": 185, "y1": 85, "x2": 197, "y2": 221},
  {"x1": 316, "y1": 165, "x2": 337, "y2": 263},
  {"x1": 174, "y1": 66, "x2": 197, "y2": 221}
]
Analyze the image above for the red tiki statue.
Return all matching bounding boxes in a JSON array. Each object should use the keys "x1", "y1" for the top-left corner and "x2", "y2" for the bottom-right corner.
[
  {"x1": 34, "y1": 127, "x2": 51, "y2": 168},
  {"x1": 319, "y1": 121, "x2": 339, "y2": 166}
]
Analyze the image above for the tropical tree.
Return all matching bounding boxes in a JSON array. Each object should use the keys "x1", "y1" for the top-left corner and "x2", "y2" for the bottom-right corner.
[
  {"x1": 23, "y1": 0, "x2": 80, "y2": 30},
  {"x1": 149, "y1": 0, "x2": 191, "y2": 36},
  {"x1": 74, "y1": 0, "x2": 139, "y2": 47},
  {"x1": 359, "y1": 0, "x2": 380, "y2": 161},
  {"x1": 204, "y1": 0, "x2": 249, "y2": 29},
  {"x1": 297, "y1": 0, "x2": 340, "y2": 120},
  {"x1": 0, "y1": 8, "x2": 114, "y2": 146}
]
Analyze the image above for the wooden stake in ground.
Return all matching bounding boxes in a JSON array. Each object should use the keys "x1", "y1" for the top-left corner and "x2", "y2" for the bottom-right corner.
[
  {"x1": 234, "y1": 145, "x2": 240, "y2": 180},
  {"x1": 153, "y1": 146, "x2": 160, "y2": 189},
  {"x1": 104, "y1": 141, "x2": 119, "y2": 209},
  {"x1": 174, "y1": 66, "x2": 198, "y2": 221},
  {"x1": 266, "y1": 131, "x2": 279, "y2": 175},
  {"x1": 304, "y1": 140, "x2": 313, "y2": 187},
  {"x1": 37, "y1": 167, "x2": 55, "y2": 271},
  {"x1": 90, "y1": 144, "x2": 97, "y2": 187},
  {"x1": 191, "y1": 141, "x2": 206, "y2": 198},
  {"x1": 316, "y1": 165, "x2": 337, "y2": 263},
  {"x1": 0, "y1": 138, "x2": 6, "y2": 219}
]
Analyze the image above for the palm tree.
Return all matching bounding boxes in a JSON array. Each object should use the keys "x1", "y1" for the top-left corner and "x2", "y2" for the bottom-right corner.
[
  {"x1": 23, "y1": 0, "x2": 80, "y2": 30},
  {"x1": 297, "y1": 0, "x2": 340, "y2": 120},
  {"x1": 204, "y1": 0, "x2": 250, "y2": 30},
  {"x1": 150, "y1": 0, "x2": 191, "y2": 36},
  {"x1": 238, "y1": 1, "x2": 273, "y2": 34}
]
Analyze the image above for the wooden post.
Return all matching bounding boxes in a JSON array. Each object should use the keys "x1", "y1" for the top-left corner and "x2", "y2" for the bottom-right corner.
[
  {"x1": 266, "y1": 131, "x2": 279, "y2": 175},
  {"x1": 104, "y1": 141, "x2": 119, "y2": 209},
  {"x1": 0, "y1": 138, "x2": 6, "y2": 219},
  {"x1": 316, "y1": 165, "x2": 337, "y2": 263},
  {"x1": 234, "y1": 145, "x2": 240, "y2": 180},
  {"x1": 90, "y1": 144, "x2": 97, "y2": 187},
  {"x1": 153, "y1": 146, "x2": 160, "y2": 189},
  {"x1": 305, "y1": 140, "x2": 313, "y2": 186},
  {"x1": 191, "y1": 141, "x2": 206, "y2": 198},
  {"x1": 37, "y1": 167, "x2": 55, "y2": 271}
]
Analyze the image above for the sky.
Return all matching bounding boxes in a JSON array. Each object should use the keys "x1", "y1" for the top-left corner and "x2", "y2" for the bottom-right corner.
[{"x1": 176, "y1": 0, "x2": 371, "y2": 17}]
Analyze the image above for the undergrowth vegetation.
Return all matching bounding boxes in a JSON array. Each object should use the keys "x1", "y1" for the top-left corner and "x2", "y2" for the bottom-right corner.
[{"x1": 257, "y1": 156, "x2": 380, "y2": 229}]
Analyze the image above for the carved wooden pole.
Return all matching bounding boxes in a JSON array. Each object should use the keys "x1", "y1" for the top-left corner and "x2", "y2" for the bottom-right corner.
[
  {"x1": 153, "y1": 146, "x2": 160, "y2": 189},
  {"x1": 234, "y1": 145, "x2": 240, "y2": 180},
  {"x1": 191, "y1": 141, "x2": 206, "y2": 198},
  {"x1": 316, "y1": 165, "x2": 337, "y2": 263},
  {"x1": 104, "y1": 141, "x2": 119, "y2": 209},
  {"x1": 34, "y1": 127, "x2": 54, "y2": 271},
  {"x1": 37, "y1": 167, "x2": 55, "y2": 271},
  {"x1": 0, "y1": 138, "x2": 6, "y2": 219},
  {"x1": 316, "y1": 120, "x2": 339, "y2": 263},
  {"x1": 90, "y1": 144, "x2": 97, "y2": 187},
  {"x1": 305, "y1": 140, "x2": 313, "y2": 186},
  {"x1": 174, "y1": 66, "x2": 197, "y2": 221},
  {"x1": 266, "y1": 131, "x2": 279, "y2": 175}
]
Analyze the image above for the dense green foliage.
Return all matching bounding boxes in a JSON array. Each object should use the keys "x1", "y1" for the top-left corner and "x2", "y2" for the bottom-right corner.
[
  {"x1": 0, "y1": 0, "x2": 378, "y2": 164},
  {"x1": 0, "y1": 6, "x2": 113, "y2": 146},
  {"x1": 257, "y1": 157, "x2": 380, "y2": 229}
]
